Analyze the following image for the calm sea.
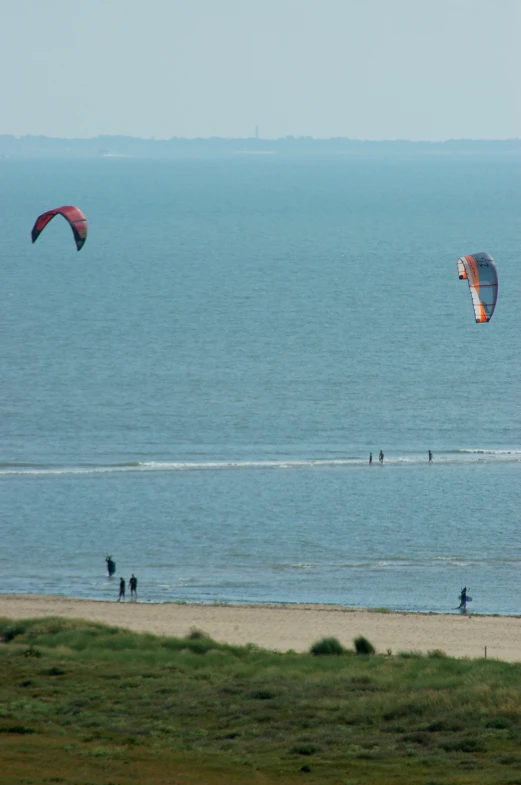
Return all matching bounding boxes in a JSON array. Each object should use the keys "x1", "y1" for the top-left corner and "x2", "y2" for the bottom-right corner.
[{"x1": 1, "y1": 153, "x2": 520, "y2": 614}]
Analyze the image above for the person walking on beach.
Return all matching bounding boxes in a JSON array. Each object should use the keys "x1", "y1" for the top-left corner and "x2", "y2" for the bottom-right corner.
[
  {"x1": 129, "y1": 574, "x2": 138, "y2": 601},
  {"x1": 379, "y1": 450, "x2": 384, "y2": 464},
  {"x1": 428, "y1": 450, "x2": 433, "y2": 463},
  {"x1": 118, "y1": 577, "x2": 126, "y2": 601},
  {"x1": 369, "y1": 452, "x2": 373, "y2": 464}
]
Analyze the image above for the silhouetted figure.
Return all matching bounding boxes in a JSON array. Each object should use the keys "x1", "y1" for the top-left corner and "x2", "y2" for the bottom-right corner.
[
  {"x1": 369, "y1": 452, "x2": 373, "y2": 464},
  {"x1": 129, "y1": 574, "x2": 138, "y2": 601},
  {"x1": 458, "y1": 586, "x2": 468, "y2": 612},
  {"x1": 379, "y1": 450, "x2": 384, "y2": 464},
  {"x1": 118, "y1": 577, "x2": 126, "y2": 601},
  {"x1": 428, "y1": 450, "x2": 433, "y2": 463},
  {"x1": 106, "y1": 556, "x2": 116, "y2": 577}
]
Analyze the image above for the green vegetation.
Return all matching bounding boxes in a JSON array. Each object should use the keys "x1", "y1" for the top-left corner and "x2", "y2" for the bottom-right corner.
[
  {"x1": 310, "y1": 636, "x2": 347, "y2": 656},
  {"x1": 354, "y1": 635, "x2": 376, "y2": 655},
  {"x1": 1, "y1": 616, "x2": 521, "y2": 784}
]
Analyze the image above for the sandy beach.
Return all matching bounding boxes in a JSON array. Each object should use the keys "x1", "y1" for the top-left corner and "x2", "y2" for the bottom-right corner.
[{"x1": 1, "y1": 594, "x2": 521, "y2": 662}]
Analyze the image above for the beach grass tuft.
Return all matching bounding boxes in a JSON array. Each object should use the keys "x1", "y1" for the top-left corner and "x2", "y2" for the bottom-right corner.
[
  {"x1": 354, "y1": 635, "x2": 376, "y2": 655},
  {"x1": 310, "y1": 636, "x2": 345, "y2": 656}
]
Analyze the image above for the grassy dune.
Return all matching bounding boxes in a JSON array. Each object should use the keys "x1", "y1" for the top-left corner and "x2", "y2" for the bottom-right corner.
[{"x1": 1, "y1": 617, "x2": 521, "y2": 784}]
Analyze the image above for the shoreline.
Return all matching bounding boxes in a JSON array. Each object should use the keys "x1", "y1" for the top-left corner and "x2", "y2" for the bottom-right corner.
[{"x1": 2, "y1": 593, "x2": 521, "y2": 661}]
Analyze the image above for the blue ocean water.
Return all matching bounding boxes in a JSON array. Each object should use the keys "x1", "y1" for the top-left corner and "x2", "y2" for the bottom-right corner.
[{"x1": 1, "y1": 153, "x2": 520, "y2": 614}]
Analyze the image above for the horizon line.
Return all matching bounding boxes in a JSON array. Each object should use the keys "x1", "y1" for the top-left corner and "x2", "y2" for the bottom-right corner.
[{"x1": 1, "y1": 133, "x2": 520, "y2": 144}]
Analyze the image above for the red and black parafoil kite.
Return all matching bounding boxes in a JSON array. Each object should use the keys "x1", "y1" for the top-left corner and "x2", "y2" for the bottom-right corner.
[{"x1": 31, "y1": 206, "x2": 88, "y2": 251}]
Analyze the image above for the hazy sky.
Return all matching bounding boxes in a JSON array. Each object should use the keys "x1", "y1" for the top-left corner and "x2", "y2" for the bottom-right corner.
[{"x1": 1, "y1": 0, "x2": 519, "y2": 140}]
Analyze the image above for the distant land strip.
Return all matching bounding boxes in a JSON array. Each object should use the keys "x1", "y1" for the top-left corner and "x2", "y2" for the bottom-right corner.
[{"x1": 1, "y1": 135, "x2": 520, "y2": 158}]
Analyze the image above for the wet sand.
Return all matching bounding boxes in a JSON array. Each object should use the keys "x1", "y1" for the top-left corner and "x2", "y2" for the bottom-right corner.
[{"x1": 1, "y1": 594, "x2": 520, "y2": 661}]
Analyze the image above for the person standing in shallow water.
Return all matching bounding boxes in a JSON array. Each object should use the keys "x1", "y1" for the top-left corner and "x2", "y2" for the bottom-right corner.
[
  {"x1": 428, "y1": 450, "x2": 433, "y2": 463},
  {"x1": 106, "y1": 556, "x2": 116, "y2": 576},
  {"x1": 129, "y1": 574, "x2": 138, "y2": 601},
  {"x1": 379, "y1": 450, "x2": 384, "y2": 464},
  {"x1": 369, "y1": 452, "x2": 373, "y2": 464},
  {"x1": 118, "y1": 577, "x2": 126, "y2": 601}
]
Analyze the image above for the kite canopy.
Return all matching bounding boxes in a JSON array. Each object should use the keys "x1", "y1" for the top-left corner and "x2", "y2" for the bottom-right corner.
[
  {"x1": 457, "y1": 252, "x2": 498, "y2": 323},
  {"x1": 31, "y1": 206, "x2": 88, "y2": 251}
]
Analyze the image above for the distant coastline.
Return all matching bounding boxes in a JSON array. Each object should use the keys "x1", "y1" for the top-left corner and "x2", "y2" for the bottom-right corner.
[{"x1": 1, "y1": 135, "x2": 520, "y2": 159}]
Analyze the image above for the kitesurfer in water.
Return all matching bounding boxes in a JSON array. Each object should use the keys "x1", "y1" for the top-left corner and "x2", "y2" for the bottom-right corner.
[
  {"x1": 106, "y1": 556, "x2": 116, "y2": 577},
  {"x1": 369, "y1": 453, "x2": 373, "y2": 464},
  {"x1": 379, "y1": 450, "x2": 384, "y2": 464},
  {"x1": 118, "y1": 577, "x2": 126, "y2": 602},
  {"x1": 428, "y1": 450, "x2": 433, "y2": 463},
  {"x1": 129, "y1": 574, "x2": 138, "y2": 601}
]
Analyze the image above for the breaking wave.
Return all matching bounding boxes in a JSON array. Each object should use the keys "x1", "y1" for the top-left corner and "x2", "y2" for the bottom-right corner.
[{"x1": 1, "y1": 448, "x2": 520, "y2": 477}]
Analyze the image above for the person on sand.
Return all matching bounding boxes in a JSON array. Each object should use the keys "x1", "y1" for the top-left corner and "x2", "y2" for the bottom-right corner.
[
  {"x1": 129, "y1": 574, "x2": 138, "y2": 601},
  {"x1": 118, "y1": 577, "x2": 126, "y2": 602},
  {"x1": 379, "y1": 450, "x2": 384, "y2": 464}
]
